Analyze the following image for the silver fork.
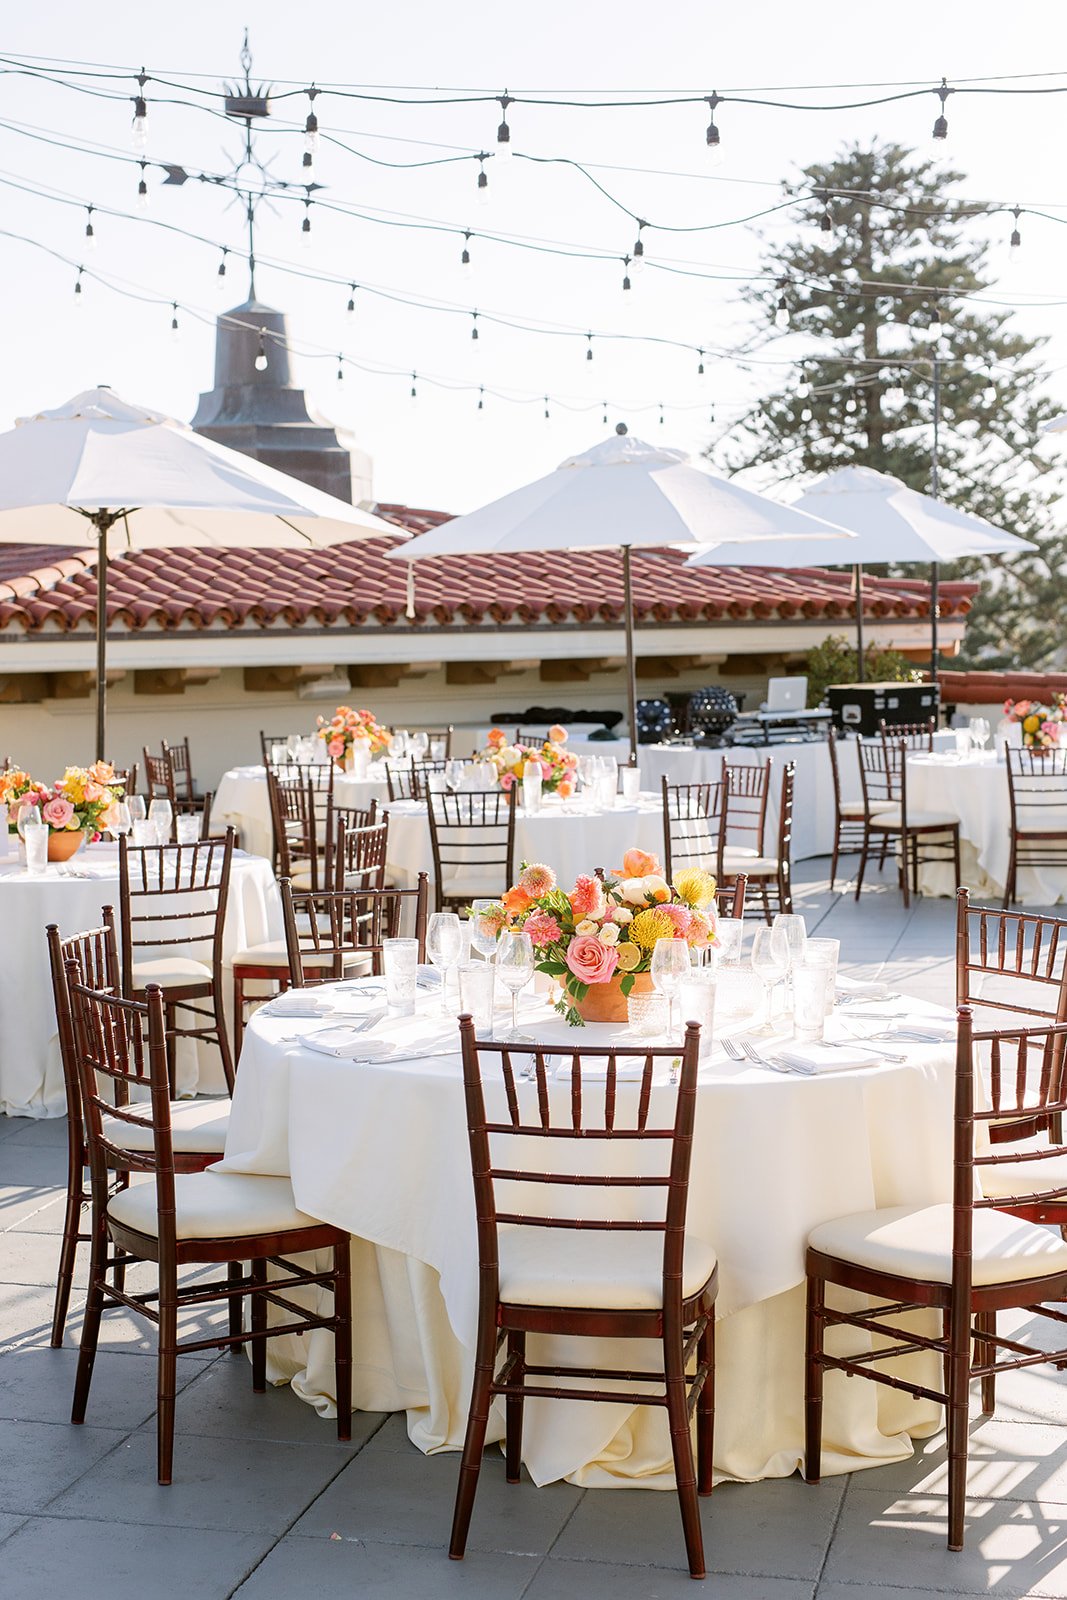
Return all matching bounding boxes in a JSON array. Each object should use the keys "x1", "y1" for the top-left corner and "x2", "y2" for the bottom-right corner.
[
  {"x1": 721, "y1": 1036, "x2": 745, "y2": 1061},
  {"x1": 742, "y1": 1039, "x2": 816, "y2": 1076}
]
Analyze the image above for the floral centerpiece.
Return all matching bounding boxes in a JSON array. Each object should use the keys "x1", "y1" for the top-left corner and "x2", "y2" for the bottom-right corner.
[
  {"x1": 316, "y1": 706, "x2": 391, "y2": 766},
  {"x1": 479, "y1": 724, "x2": 579, "y2": 797},
  {"x1": 1003, "y1": 696, "x2": 1067, "y2": 749},
  {"x1": 0, "y1": 762, "x2": 128, "y2": 858},
  {"x1": 477, "y1": 847, "x2": 718, "y2": 1025}
]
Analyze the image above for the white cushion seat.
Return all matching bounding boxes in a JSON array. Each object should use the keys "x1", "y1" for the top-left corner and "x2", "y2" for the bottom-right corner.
[
  {"x1": 722, "y1": 850, "x2": 780, "y2": 876},
  {"x1": 720, "y1": 845, "x2": 758, "y2": 861},
  {"x1": 867, "y1": 808, "x2": 958, "y2": 830},
  {"x1": 497, "y1": 1224, "x2": 717, "y2": 1311},
  {"x1": 132, "y1": 955, "x2": 212, "y2": 989},
  {"x1": 977, "y1": 1140, "x2": 1067, "y2": 1203},
  {"x1": 232, "y1": 939, "x2": 342, "y2": 969},
  {"x1": 808, "y1": 1202, "x2": 1067, "y2": 1286},
  {"x1": 441, "y1": 874, "x2": 507, "y2": 901},
  {"x1": 102, "y1": 1097, "x2": 230, "y2": 1155},
  {"x1": 838, "y1": 799, "x2": 867, "y2": 817},
  {"x1": 107, "y1": 1171, "x2": 321, "y2": 1241}
]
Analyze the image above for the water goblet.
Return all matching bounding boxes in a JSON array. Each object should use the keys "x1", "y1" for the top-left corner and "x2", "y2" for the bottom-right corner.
[
  {"x1": 969, "y1": 716, "x2": 990, "y2": 753},
  {"x1": 429, "y1": 739, "x2": 446, "y2": 761},
  {"x1": 409, "y1": 731, "x2": 430, "y2": 760},
  {"x1": 772, "y1": 913, "x2": 807, "y2": 1009},
  {"x1": 108, "y1": 800, "x2": 132, "y2": 840},
  {"x1": 148, "y1": 798, "x2": 173, "y2": 845},
  {"x1": 445, "y1": 759, "x2": 464, "y2": 793},
  {"x1": 469, "y1": 900, "x2": 501, "y2": 961},
  {"x1": 495, "y1": 930, "x2": 535, "y2": 1040},
  {"x1": 426, "y1": 912, "x2": 463, "y2": 1013},
  {"x1": 16, "y1": 802, "x2": 42, "y2": 841},
  {"x1": 750, "y1": 925, "x2": 790, "y2": 1033},
  {"x1": 388, "y1": 732, "x2": 408, "y2": 761},
  {"x1": 127, "y1": 795, "x2": 146, "y2": 826},
  {"x1": 650, "y1": 936, "x2": 690, "y2": 1038}
]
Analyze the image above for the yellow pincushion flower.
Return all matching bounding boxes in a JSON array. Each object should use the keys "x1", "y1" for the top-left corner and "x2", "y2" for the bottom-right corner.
[
  {"x1": 615, "y1": 940, "x2": 642, "y2": 972},
  {"x1": 672, "y1": 868, "x2": 717, "y2": 909},
  {"x1": 629, "y1": 907, "x2": 677, "y2": 950},
  {"x1": 1024, "y1": 714, "x2": 1041, "y2": 734}
]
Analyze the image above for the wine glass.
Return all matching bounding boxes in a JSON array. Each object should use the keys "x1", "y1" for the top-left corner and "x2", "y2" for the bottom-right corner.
[
  {"x1": 127, "y1": 795, "x2": 146, "y2": 826},
  {"x1": 969, "y1": 716, "x2": 990, "y2": 753},
  {"x1": 650, "y1": 937, "x2": 690, "y2": 1038},
  {"x1": 108, "y1": 800, "x2": 132, "y2": 840},
  {"x1": 148, "y1": 798, "x2": 173, "y2": 845},
  {"x1": 751, "y1": 926, "x2": 790, "y2": 1033},
  {"x1": 409, "y1": 731, "x2": 430, "y2": 760},
  {"x1": 469, "y1": 901, "x2": 501, "y2": 961},
  {"x1": 445, "y1": 759, "x2": 464, "y2": 793},
  {"x1": 426, "y1": 912, "x2": 463, "y2": 1013},
  {"x1": 15, "y1": 801, "x2": 41, "y2": 839},
  {"x1": 772, "y1": 913, "x2": 807, "y2": 1005},
  {"x1": 388, "y1": 731, "x2": 408, "y2": 761},
  {"x1": 495, "y1": 930, "x2": 535, "y2": 1039}
]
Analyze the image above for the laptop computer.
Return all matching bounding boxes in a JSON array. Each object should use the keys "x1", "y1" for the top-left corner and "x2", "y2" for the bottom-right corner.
[{"x1": 764, "y1": 676, "x2": 808, "y2": 713}]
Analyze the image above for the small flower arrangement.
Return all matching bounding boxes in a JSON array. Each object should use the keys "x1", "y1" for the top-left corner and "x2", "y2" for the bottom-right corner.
[
  {"x1": 0, "y1": 761, "x2": 128, "y2": 834},
  {"x1": 1003, "y1": 696, "x2": 1067, "y2": 749},
  {"x1": 316, "y1": 706, "x2": 391, "y2": 764},
  {"x1": 476, "y1": 847, "x2": 718, "y2": 1025},
  {"x1": 478, "y1": 724, "x2": 579, "y2": 797}
]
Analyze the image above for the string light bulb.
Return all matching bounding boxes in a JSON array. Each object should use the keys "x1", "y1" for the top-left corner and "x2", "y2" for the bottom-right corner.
[
  {"x1": 621, "y1": 255, "x2": 632, "y2": 296},
  {"x1": 136, "y1": 160, "x2": 149, "y2": 210},
  {"x1": 705, "y1": 92, "x2": 722, "y2": 166},
  {"x1": 477, "y1": 387, "x2": 485, "y2": 411},
  {"x1": 797, "y1": 376, "x2": 811, "y2": 400},
  {"x1": 800, "y1": 406, "x2": 813, "y2": 423},
  {"x1": 925, "y1": 306, "x2": 945, "y2": 344},
  {"x1": 659, "y1": 404, "x2": 665, "y2": 426},
  {"x1": 461, "y1": 231, "x2": 473, "y2": 278},
  {"x1": 216, "y1": 247, "x2": 228, "y2": 293},
  {"x1": 697, "y1": 349, "x2": 705, "y2": 376},
  {"x1": 131, "y1": 71, "x2": 148, "y2": 149},
  {"x1": 410, "y1": 372, "x2": 418, "y2": 403},
  {"x1": 1009, "y1": 206, "x2": 1022, "y2": 250},
  {"x1": 254, "y1": 329, "x2": 268, "y2": 371},
  {"x1": 885, "y1": 381, "x2": 905, "y2": 405},
  {"x1": 774, "y1": 292, "x2": 790, "y2": 331},
  {"x1": 543, "y1": 396, "x2": 550, "y2": 421},
  {"x1": 336, "y1": 355, "x2": 344, "y2": 383},
  {"x1": 471, "y1": 310, "x2": 479, "y2": 342},
  {"x1": 819, "y1": 195, "x2": 834, "y2": 235},
  {"x1": 496, "y1": 93, "x2": 512, "y2": 164},
  {"x1": 304, "y1": 86, "x2": 320, "y2": 153},
  {"x1": 301, "y1": 197, "x2": 312, "y2": 249},
  {"x1": 632, "y1": 221, "x2": 646, "y2": 274},
  {"x1": 983, "y1": 370, "x2": 997, "y2": 404},
  {"x1": 302, "y1": 148, "x2": 315, "y2": 185},
  {"x1": 932, "y1": 77, "x2": 952, "y2": 140},
  {"x1": 84, "y1": 205, "x2": 96, "y2": 252},
  {"x1": 476, "y1": 155, "x2": 489, "y2": 206},
  {"x1": 73, "y1": 267, "x2": 84, "y2": 306},
  {"x1": 170, "y1": 302, "x2": 180, "y2": 340},
  {"x1": 346, "y1": 283, "x2": 356, "y2": 320},
  {"x1": 586, "y1": 334, "x2": 594, "y2": 362},
  {"x1": 602, "y1": 404, "x2": 609, "y2": 425}
]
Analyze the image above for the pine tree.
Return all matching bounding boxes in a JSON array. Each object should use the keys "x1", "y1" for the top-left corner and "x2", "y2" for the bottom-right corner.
[{"x1": 718, "y1": 142, "x2": 1064, "y2": 669}]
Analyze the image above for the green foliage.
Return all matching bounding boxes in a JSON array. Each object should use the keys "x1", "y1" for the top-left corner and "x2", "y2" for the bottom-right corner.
[
  {"x1": 805, "y1": 635, "x2": 920, "y2": 707},
  {"x1": 716, "y1": 142, "x2": 1064, "y2": 669}
]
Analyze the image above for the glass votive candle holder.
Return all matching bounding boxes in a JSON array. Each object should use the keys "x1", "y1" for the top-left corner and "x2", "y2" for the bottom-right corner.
[
  {"x1": 803, "y1": 937, "x2": 840, "y2": 1017},
  {"x1": 714, "y1": 917, "x2": 745, "y2": 966},
  {"x1": 621, "y1": 767, "x2": 641, "y2": 802},
  {"x1": 792, "y1": 961, "x2": 833, "y2": 1042},
  {"x1": 175, "y1": 814, "x2": 201, "y2": 845},
  {"x1": 677, "y1": 969, "x2": 716, "y2": 1057},
  {"x1": 627, "y1": 991, "x2": 668, "y2": 1039},
  {"x1": 382, "y1": 937, "x2": 420, "y2": 1015},
  {"x1": 132, "y1": 819, "x2": 156, "y2": 847},
  {"x1": 458, "y1": 961, "x2": 496, "y2": 1036}
]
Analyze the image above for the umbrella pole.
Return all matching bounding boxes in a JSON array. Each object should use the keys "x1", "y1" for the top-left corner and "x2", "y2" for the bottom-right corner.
[
  {"x1": 854, "y1": 564, "x2": 866, "y2": 682},
  {"x1": 622, "y1": 545, "x2": 639, "y2": 766},
  {"x1": 93, "y1": 513, "x2": 112, "y2": 762},
  {"x1": 930, "y1": 354, "x2": 942, "y2": 696}
]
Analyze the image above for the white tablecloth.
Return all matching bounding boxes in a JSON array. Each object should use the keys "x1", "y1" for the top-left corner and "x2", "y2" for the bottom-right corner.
[
  {"x1": 383, "y1": 793, "x2": 666, "y2": 894},
  {"x1": 211, "y1": 766, "x2": 389, "y2": 860},
  {"x1": 908, "y1": 750, "x2": 1067, "y2": 904},
  {"x1": 1, "y1": 843, "x2": 282, "y2": 1118},
  {"x1": 218, "y1": 983, "x2": 956, "y2": 1487}
]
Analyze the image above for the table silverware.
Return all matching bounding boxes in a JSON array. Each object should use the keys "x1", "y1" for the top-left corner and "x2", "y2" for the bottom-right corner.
[{"x1": 741, "y1": 1039, "x2": 815, "y2": 1076}]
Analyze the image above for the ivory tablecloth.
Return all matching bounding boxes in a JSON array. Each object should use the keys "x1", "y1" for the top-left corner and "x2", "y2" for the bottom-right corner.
[
  {"x1": 211, "y1": 766, "x2": 389, "y2": 860},
  {"x1": 0, "y1": 843, "x2": 282, "y2": 1118},
  {"x1": 218, "y1": 985, "x2": 956, "y2": 1487}
]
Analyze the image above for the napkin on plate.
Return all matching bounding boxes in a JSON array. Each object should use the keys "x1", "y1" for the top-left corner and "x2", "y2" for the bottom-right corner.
[
  {"x1": 835, "y1": 976, "x2": 890, "y2": 1001},
  {"x1": 299, "y1": 1029, "x2": 397, "y2": 1061},
  {"x1": 261, "y1": 992, "x2": 333, "y2": 1019},
  {"x1": 776, "y1": 1044, "x2": 882, "y2": 1073}
]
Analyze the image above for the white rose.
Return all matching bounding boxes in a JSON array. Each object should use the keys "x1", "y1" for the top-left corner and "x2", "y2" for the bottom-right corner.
[
  {"x1": 617, "y1": 877, "x2": 650, "y2": 906},
  {"x1": 499, "y1": 746, "x2": 522, "y2": 766},
  {"x1": 576, "y1": 918, "x2": 598, "y2": 936},
  {"x1": 613, "y1": 906, "x2": 634, "y2": 925},
  {"x1": 598, "y1": 923, "x2": 620, "y2": 946}
]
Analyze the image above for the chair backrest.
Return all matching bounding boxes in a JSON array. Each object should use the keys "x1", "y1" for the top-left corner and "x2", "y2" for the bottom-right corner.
[
  {"x1": 827, "y1": 727, "x2": 848, "y2": 811},
  {"x1": 661, "y1": 777, "x2": 722, "y2": 881},
  {"x1": 879, "y1": 718, "x2": 935, "y2": 753},
  {"x1": 267, "y1": 770, "x2": 333, "y2": 890},
  {"x1": 333, "y1": 797, "x2": 379, "y2": 833},
  {"x1": 117, "y1": 830, "x2": 235, "y2": 988},
  {"x1": 417, "y1": 726, "x2": 454, "y2": 757},
  {"x1": 334, "y1": 817, "x2": 389, "y2": 892},
  {"x1": 385, "y1": 761, "x2": 418, "y2": 802},
  {"x1": 427, "y1": 789, "x2": 516, "y2": 908},
  {"x1": 458, "y1": 1015, "x2": 703, "y2": 1310},
  {"x1": 720, "y1": 759, "x2": 770, "y2": 860},
  {"x1": 142, "y1": 747, "x2": 177, "y2": 807},
  {"x1": 411, "y1": 760, "x2": 450, "y2": 800},
  {"x1": 162, "y1": 737, "x2": 195, "y2": 802},
  {"x1": 514, "y1": 728, "x2": 548, "y2": 748},
  {"x1": 260, "y1": 731, "x2": 298, "y2": 764},
  {"x1": 46, "y1": 912, "x2": 121, "y2": 1137},
  {"x1": 716, "y1": 874, "x2": 747, "y2": 919},
  {"x1": 281, "y1": 874, "x2": 429, "y2": 987},
  {"x1": 776, "y1": 761, "x2": 796, "y2": 867},
  {"x1": 1006, "y1": 747, "x2": 1067, "y2": 839},
  {"x1": 858, "y1": 739, "x2": 904, "y2": 817},
  {"x1": 110, "y1": 762, "x2": 138, "y2": 802}
]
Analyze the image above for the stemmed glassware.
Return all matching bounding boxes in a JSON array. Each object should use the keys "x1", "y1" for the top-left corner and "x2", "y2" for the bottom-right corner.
[
  {"x1": 108, "y1": 800, "x2": 132, "y2": 840},
  {"x1": 751, "y1": 926, "x2": 790, "y2": 1033},
  {"x1": 772, "y1": 913, "x2": 807, "y2": 1008},
  {"x1": 148, "y1": 798, "x2": 173, "y2": 845},
  {"x1": 127, "y1": 795, "x2": 147, "y2": 826},
  {"x1": 495, "y1": 930, "x2": 535, "y2": 1039},
  {"x1": 426, "y1": 912, "x2": 463, "y2": 1013},
  {"x1": 651, "y1": 936, "x2": 690, "y2": 1038},
  {"x1": 969, "y1": 716, "x2": 990, "y2": 753},
  {"x1": 469, "y1": 901, "x2": 500, "y2": 961},
  {"x1": 388, "y1": 731, "x2": 409, "y2": 761},
  {"x1": 16, "y1": 802, "x2": 42, "y2": 841},
  {"x1": 409, "y1": 731, "x2": 430, "y2": 759},
  {"x1": 444, "y1": 759, "x2": 465, "y2": 793}
]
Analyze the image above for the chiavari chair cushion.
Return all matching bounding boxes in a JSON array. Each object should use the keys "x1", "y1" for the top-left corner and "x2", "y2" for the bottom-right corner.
[
  {"x1": 722, "y1": 848, "x2": 779, "y2": 876},
  {"x1": 440, "y1": 869, "x2": 509, "y2": 901},
  {"x1": 102, "y1": 1098, "x2": 230, "y2": 1155},
  {"x1": 131, "y1": 954, "x2": 213, "y2": 988},
  {"x1": 973, "y1": 1138, "x2": 1067, "y2": 1201},
  {"x1": 839, "y1": 799, "x2": 867, "y2": 817},
  {"x1": 498, "y1": 1225, "x2": 717, "y2": 1312},
  {"x1": 867, "y1": 806, "x2": 958, "y2": 829},
  {"x1": 231, "y1": 938, "x2": 361, "y2": 970},
  {"x1": 808, "y1": 1201, "x2": 1067, "y2": 1286},
  {"x1": 107, "y1": 1170, "x2": 318, "y2": 1242}
]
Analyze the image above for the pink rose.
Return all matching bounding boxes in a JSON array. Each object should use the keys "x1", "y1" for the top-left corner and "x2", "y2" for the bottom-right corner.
[
  {"x1": 565, "y1": 934, "x2": 619, "y2": 986},
  {"x1": 42, "y1": 797, "x2": 75, "y2": 829},
  {"x1": 548, "y1": 724, "x2": 567, "y2": 744},
  {"x1": 327, "y1": 738, "x2": 345, "y2": 758},
  {"x1": 499, "y1": 772, "x2": 515, "y2": 791}
]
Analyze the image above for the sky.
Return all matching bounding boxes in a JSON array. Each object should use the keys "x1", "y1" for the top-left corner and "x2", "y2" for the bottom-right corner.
[{"x1": 0, "y1": 0, "x2": 1064, "y2": 513}]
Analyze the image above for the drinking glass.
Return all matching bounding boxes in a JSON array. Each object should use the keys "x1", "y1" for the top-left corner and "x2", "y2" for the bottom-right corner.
[
  {"x1": 409, "y1": 731, "x2": 430, "y2": 760},
  {"x1": 16, "y1": 802, "x2": 42, "y2": 840},
  {"x1": 495, "y1": 930, "x2": 535, "y2": 1039},
  {"x1": 458, "y1": 961, "x2": 496, "y2": 1036},
  {"x1": 469, "y1": 900, "x2": 501, "y2": 961},
  {"x1": 772, "y1": 913, "x2": 807, "y2": 1011},
  {"x1": 286, "y1": 733, "x2": 301, "y2": 756},
  {"x1": 382, "y1": 937, "x2": 419, "y2": 1015},
  {"x1": 595, "y1": 756, "x2": 618, "y2": 811},
  {"x1": 148, "y1": 798, "x2": 173, "y2": 845},
  {"x1": 969, "y1": 716, "x2": 990, "y2": 753},
  {"x1": 677, "y1": 968, "x2": 716, "y2": 1056},
  {"x1": 714, "y1": 917, "x2": 745, "y2": 967},
  {"x1": 621, "y1": 766, "x2": 641, "y2": 802},
  {"x1": 127, "y1": 795, "x2": 146, "y2": 825},
  {"x1": 522, "y1": 766, "x2": 543, "y2": 815},
  {"x1": 793, "y1": 962, "x2": 832, "y2": 1042},
  {"x1": 108, "y1": 800, "x2": 132, "y2": 840},
  {"x1": 445, "y1": 759, "x2": 464, "y2": 793},
  {"x1": 132, "y1": 819, "x2": 156, "y2": 847},
  {"x1": 351, "y1": 736, "x2": 371, "y2": 778},
  {"x1": 270, "y1": 743, "x2": 288, "y2": 765},
  {"x1": 627, "y1": 991, "x2": 668, "y2": 1038},
  {"x1": 954, "y1": 728, "x2": 972, "y2": 758},
  {"x1": 750, "y1": 925, "x2": 790, "y2": 1032},
  {"x1": 578, "y1": 755, "x2": 599, "y2": 798},
  {"x1": 651, "y1": 937, "x2": 690, "y2": 1037},
  {"x1": 803, "y1": 937, "x2": 840, "y2": 1016},
  {"x1": 426, "y1": 912, "x2": 463, "y2": 1013},
  {"x1": 429, "y1": 739, "x2": 446, "y2": 761},
  {"x1": 388, "y1": 731, "x2": 408, "y2": 760},
  {"x1": 175, "y1": 814, "x2": 200, "y2": 845},
  {"x1": 22, "y1": 817, "x2": 47, "y2": 876}
]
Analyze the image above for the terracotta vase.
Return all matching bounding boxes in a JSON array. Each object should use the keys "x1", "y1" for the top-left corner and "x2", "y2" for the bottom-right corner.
[
  {"x1": 572, "y1": 969, "x2": 654, "y2": 1024},
  {"x1": 47, "y1": 829, "x2": 85, "y2": 862}
]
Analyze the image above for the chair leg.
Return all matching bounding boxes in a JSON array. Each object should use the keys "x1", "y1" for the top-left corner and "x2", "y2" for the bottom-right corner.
[
  {"x1": 855, "y1": 830, "x2": 870, "y2": 901},
  {"x1": 51, "y1": 1164, "x2": 86, "y2": 1347},
  {"x1": 946, "y1": 1303, "x2": 971, "y2": 1552},
  {"x1": 830, "y1": 821, "x2": 841, "y2": 893},
  {"x1": 250, "y1": 1258, "x2": 267, "y2": 1393},
  {"x1": 233, "y1": 973, "x2": 245, "y2": 1058},
  {"x1": 1004, "y1": 839, "x2": 1017, "y2": 909},
  {"x1": 226, "y1": 1260, "x2": 244, "y2": 1353},
  {"x1": 759, "y1": 880, "x2": 772, "y2": 925},
  {"x1": 449, "y1": 1315, "x2": 499, "y2": 1560},
  {"x1": 976, "y1": 1308, "x2": 996, "y2": 1415},
  {"x1": 213, "y1": 982, "x2": 235, "y2": 1093},
  {"x1": 71, "y1": 1205, "x2": 108, "y2": 1423},
  {"x1": 505, "y1": 1330, "x2": 526, "y2": 1484},
  {"x1": 804, "y1": 1273, "x2": 824, "y2": 1484},
  {"x1": 663, "y1": 1320, "x2": 705, "y2": 1579},
  {"x1": 333, "y1": 1235, "x2": 352, "y2": 1443},
  {"x1": 157, "y1": 1264, "x2": 178, "y2": 1486},
  {"x1": 900, "y1": 832, "x2": 911, "y2": 908},
  {"x1": 697, "y1": 1311, "x2": 715, "y2": 1496}
]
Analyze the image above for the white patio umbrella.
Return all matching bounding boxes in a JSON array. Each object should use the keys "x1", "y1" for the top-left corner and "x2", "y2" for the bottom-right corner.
[
  {"x1": 686, "y1": 465, "x2": 1034, "y2": 683},
  {"x1": 388, "y1": 428, "x2": 855, "y2": 761},
  {"x1": 0, "y1": 388, "x2": 401, "y2": 755}
]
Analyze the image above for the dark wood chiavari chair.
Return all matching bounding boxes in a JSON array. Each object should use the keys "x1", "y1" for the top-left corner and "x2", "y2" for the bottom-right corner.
[
  {"x1": 661, "y1": 777, "x2": 721, "y2": 883},
  {"x1": 333, "y1": 795, "x2": 379, "y2": 831},
  {"x1": 719, "y1": 762, "x2": 795, "y2": 923},
  {"x1": 449, "y1": 1016, "x2": 716, "y2": 1579},
  {"x1": 281, "y1": 874, "x2": 429, "y2": 988},
  {"x1": 142, "y1": 747, "x2": 178, "y2": 809},
  {"x1": 266, "y1": 769, "x2": 334, "y2": 891},
  {"x1": 418, "y1": 725, "x2": 454, "y2": 757},
  {"x1": 827, "y1": 729, "x2": 866, "y2": 892},
  {"x1": 163, "y1": 737, "x2": 196, "y2": 801},
  {"x1": 1004, "y1": 747, "x2": 1067, "y2": 908},
  {"x1": 715, "y1": 873, "x2": 747, "y2": 919},
  {"x1": 67, "y1": 974, "x2": 353, "y2": 1484},
  {"x1": 333, "y1": 816, "x2": 389, "y2": 892},
  {"x1": 855, "y1": 740, "x2": 960, "y2": 907},
  {"x1": 387, "y1": 759, "x2": 450, "y2": 803},
  {"x1": 428, "y1": 788, "x2": 516, "y2": 912},
  {"x1": 47, "y1": 916, "x2": 233, "y2": 1348},
  {"x1": 878, "y1": 716, "x2": 936, "y2": 752},
  {"x1": 805, "y1": 1006, "x2": 1067, "y2": 1552},
  {"x1": 117, "y1": 829, "x2": 236, "y2": 1091},
  {"x1": 259, "y1": 730, "x2": 299, "y2": 764},
  {"x1": 110, "y1": 761, "x2": 138, "y2": 802},
  {"x1": 514, "y1": 727, "x2": 550, "y2": 746}
]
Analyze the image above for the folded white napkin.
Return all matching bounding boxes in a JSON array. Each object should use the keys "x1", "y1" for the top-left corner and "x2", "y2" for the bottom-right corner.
[
  {"x1": 836, "y1": 976, "x2": 890, "y2": 1000},
  {"x1": 777, "y1": 1044, "x2": 881, "y2": 1072},
  {"x1": 300, "y1": 1029, "x2": 397, "y2": 1061},
  {"x1": 878, "y1": 1022, "x2": 956, "y2": 1043},
  {"x1": 261, "y1": 992, "x2": 333, "y2": 1018}
]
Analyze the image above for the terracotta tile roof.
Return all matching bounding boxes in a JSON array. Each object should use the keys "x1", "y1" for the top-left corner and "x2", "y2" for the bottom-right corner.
[
  {"x1": 0, "y1": 503, "x2": 977, "y2": 637},
  {"x1": 938, "y1": 670, "x2": 1067, "y2": 705}
]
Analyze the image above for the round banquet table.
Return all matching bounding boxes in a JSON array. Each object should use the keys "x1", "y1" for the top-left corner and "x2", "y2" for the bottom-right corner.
[
  {"x1": 906, "y1": 750, "x2": 1067, "y2": 905},
  {"x1": 211, "y1": 765, "x2": 389, "y2": 860},
  {"x1": 0, "y1": 841, "x2": 282, "y2": 1119},
  {"x1": 382, "y1": 792, "x2": 666, "y2": 894},
  {"x1": 218, "y1": 980, "x2": 957, "y2": 1488}
]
